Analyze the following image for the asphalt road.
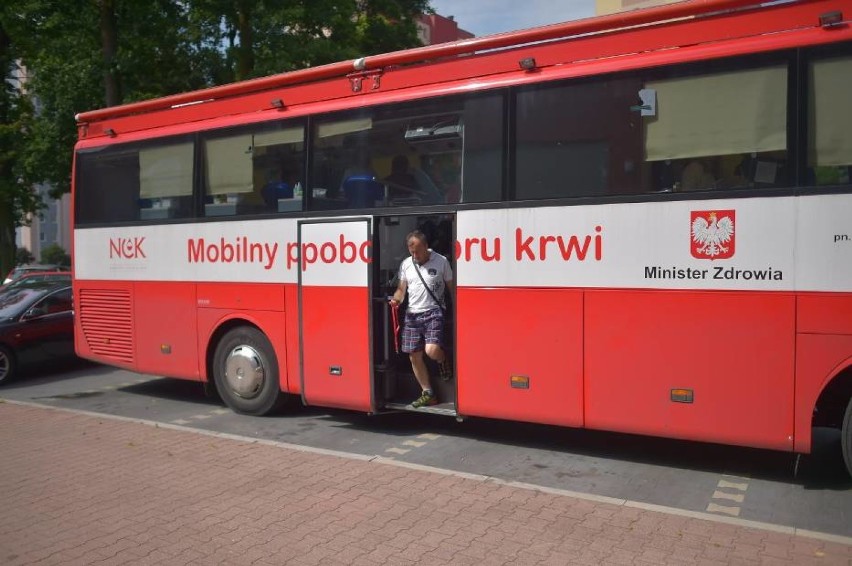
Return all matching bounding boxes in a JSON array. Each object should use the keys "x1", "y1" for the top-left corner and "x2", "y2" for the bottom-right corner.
[{"x1": 2, "y1": 361, "x2": 851, "y2": 539}]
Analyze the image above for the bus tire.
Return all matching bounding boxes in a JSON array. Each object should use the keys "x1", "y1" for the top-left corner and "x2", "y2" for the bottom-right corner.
[
  {"x1": 0, "y1": 345, "x2": 17, "y2": 385},
  {"x1": 213, "y1": 326, "x2": 283, "y2": 416},
  {"x1": 843, "y1": 396, "x2": 852, "y2": 478}
]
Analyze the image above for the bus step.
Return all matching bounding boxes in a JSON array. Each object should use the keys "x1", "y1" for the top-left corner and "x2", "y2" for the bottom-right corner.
[{"x1": 384, "y1": 401, "x2": 457, "y2": 417}]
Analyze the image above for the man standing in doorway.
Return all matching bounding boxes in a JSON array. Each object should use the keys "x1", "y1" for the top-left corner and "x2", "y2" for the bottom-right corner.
[{"x1": 389, "y1": 230, "x2": 453, "y2": 408}]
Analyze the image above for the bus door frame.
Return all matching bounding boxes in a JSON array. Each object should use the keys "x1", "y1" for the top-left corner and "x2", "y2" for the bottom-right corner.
[{"x1": 297, "y1": 217, "x2": 375, "y2": 413}]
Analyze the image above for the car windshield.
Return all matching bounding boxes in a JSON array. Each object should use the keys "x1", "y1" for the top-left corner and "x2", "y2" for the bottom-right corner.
[
  {"x1": 3, "y1": 264, "x2": 62, "y2": 284},
  {"x1": 2, "y1": 274, "x2": 71, "y2": 291},
  {"x1": 0, "y1": 288, "x2": 46, "y2": 319},
  {"x1": 0, "y1": 283, "x2": 71, "y2": 320}
]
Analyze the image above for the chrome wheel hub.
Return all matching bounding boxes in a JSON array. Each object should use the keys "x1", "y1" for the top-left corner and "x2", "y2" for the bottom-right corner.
[{"x1": 223, "y1": 345, "x2": 265, "y2": 399}]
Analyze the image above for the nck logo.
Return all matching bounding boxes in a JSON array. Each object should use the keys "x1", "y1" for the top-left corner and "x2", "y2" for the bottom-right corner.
[
  {"x1": 690, "y1": 210, "x2": 735, "y2": 260},
  {"x1": 109, "y1": 237, "x2": 147, "y2": 259}
]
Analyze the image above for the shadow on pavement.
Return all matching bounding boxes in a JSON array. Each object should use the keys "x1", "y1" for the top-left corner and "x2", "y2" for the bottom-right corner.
[
  {"x1": 321, "y1": 409, "x2": 852, "y2": 490},
  {"x1": 27, "y1": 369, "x2": 850, "y2": 491}
]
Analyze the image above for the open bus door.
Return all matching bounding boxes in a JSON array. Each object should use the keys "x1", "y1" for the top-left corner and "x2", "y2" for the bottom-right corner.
[
  {"x1": 374, "y1": 213, "x2": 457, "y2": 416},
  {"x1": 298, "y1": 218, "x2": 374, "y2": 412}
]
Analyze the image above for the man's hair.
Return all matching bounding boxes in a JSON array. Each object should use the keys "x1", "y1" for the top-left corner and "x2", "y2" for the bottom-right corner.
[{"x1": 406, "y1": 230, "x2": 427, "y2": 246}]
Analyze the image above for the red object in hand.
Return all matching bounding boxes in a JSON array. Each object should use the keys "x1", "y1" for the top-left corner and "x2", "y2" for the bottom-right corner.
[{"x1": 390, "y1": 301, "x2": 400, "y2": 353}]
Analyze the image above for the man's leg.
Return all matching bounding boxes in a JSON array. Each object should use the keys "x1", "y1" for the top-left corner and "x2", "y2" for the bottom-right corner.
[
  {"x1": 424, "y1": 343, "x2": 445, "y2": 363},
  {"x1": 409, "y1": 350, "x2": 431, "y2": 391},
  {"x1": 424, "y1": 313, "x2": 452, "y2": 381}
]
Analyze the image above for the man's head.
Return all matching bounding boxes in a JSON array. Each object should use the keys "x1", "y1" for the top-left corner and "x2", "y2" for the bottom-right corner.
[{"x1": 406, "y1": 230, "x2": 429, "y2": 265}]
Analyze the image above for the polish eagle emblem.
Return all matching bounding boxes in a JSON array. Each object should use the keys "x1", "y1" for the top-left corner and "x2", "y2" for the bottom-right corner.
[{"x1": 690, "y1": 210, "x2": 735, "y2": 260}]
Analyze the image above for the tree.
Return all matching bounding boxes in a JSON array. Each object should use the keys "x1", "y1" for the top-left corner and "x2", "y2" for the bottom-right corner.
[
  {"x1": 0, "y1": 14, "x2": 41, "y2": 280},
  {"x1": 188, "y1": 0, "x2": 430, "y2": 81},
  {"x1": 40, "y1": 243, "x2": 70, "y2": 266},
  {"x1": 15, "y1": 247, "x2": 33, "y2": 265},
  {"x1": 0, "y1": 0, "x2": 431, "y2": 274}
]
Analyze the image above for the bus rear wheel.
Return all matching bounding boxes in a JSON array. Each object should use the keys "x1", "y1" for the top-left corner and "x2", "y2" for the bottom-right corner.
[
  {"x1": 213, "y1": 326, "x2": 283, "y2": 416},
  {"x1": 843, "y1": 396, "x2": 852, "y2": 478}
]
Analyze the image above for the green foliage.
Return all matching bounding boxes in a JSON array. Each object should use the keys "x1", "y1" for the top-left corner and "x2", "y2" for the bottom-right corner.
[
  {"x1": 0, "y1": 11, "x2": 42, "y2": 280},
  {"x1": 40, "y1": 243, "x2": 70, "y2": 266},
  {"x1": 0, "y1": 0, "x2": 430, "y2": 275},
  {"x1": 15, "y1": 247, "x2": 34, "y2": 265}
]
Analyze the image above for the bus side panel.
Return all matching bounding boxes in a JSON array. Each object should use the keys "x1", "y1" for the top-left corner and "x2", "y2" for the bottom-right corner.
[
  {"x1": 196, "y1": 282, "x2": 286, "y2": 312},
  {"x1": 797, "y1": 294, "x2": 852, "y2": 335},
  {"x1": 456, "y1": 287, "x2": 584, "y2": 427},
  {"x1": 794, "y1": 335, "x2": 852, "y2": 454},
  {"x1": 300, "y1": 285, "x2": 371, "y2": 412},
  {"x1": 585, "y1": 290, "x2": 795, "y2": 450},
  {"x1": 133, "y1": 281, "x2": 200, "y2": 380}
]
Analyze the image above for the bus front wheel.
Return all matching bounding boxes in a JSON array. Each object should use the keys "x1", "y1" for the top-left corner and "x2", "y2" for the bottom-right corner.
[
  {"x1": 213, "y1": 326, "x2": 283, "y2": 416},
  {"x1": 843, "y1": 396, "x2": 852, "y2": 478}
]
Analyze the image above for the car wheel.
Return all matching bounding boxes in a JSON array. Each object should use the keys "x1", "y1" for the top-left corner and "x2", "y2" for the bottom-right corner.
[
  {"x1": 0, "y1": 346, "x2": 17, "y2": 385},
  {"x1": 212, "y1": 326, "x2": 284, "y2": 416}
]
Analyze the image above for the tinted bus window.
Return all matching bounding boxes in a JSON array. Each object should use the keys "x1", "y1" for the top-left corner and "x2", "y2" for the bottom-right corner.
[
  {"x1": 75, "y1": 138, "x2": 195, "y2": 225},
  {"x1": 808, "y1": 53, "x2": 852, "y2": 186},
  {"x1": 201, "y1": 122, "x2": 305, "y2": 217},
  {"x1": 514, "y1": 61, "x2": 790, "y2": 200},
  {"x1": 309, "y1": 92, "x2": 503, "y2": 211}
]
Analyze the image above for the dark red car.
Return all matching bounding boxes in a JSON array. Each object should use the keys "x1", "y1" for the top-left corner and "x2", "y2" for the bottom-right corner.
[
  {"x1": 2, "y1": 264, "x2": 67, "y2": 285},
  {"x1": 0, "y1": 281, "x2": 74, "y2": 384}
]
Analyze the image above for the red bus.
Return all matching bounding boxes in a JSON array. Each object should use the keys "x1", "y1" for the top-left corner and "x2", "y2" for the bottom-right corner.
[{"x1": 73, "y1": 0, "x2": 852, "y2": 476}]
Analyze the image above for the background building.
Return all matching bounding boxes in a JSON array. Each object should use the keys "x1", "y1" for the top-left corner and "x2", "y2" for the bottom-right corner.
[
  {"x1": 417, "y1": 13, "x2": 474, "y2": 44},
  {"x1": 596, "y1": 0, "x2": 679, "y2": 15},
  {"x1": 15, "y1": 186, "x2": 72, "y2": 263}
]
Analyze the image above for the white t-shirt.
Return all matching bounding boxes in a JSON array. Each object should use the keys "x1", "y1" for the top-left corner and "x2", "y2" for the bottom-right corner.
[{"x1": 400, "y1": 250, "x2": 453, "y2": 313}]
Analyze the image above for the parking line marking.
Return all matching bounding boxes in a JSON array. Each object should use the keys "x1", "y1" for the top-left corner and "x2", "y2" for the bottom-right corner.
[
  {"x1": 402, "y1": 440, "x2": 427, "y2": 448},
  {"x1": 417, "y1": 433, "x2": 440, "y2": 440},
  {"x1": 718, "y1": 479, "x2": 748, "y2": 491},
  {"x1": 712, "y1": 490, "x2": 745, "y2": 503},
  {"x1": 192, "y1": 414, "x2": 211, "y2": 420},
  {"x1": 706, "y1": 503, "x2": 741, "y2": 516},
  {"x1": 171, "y1": 419, "x2": 191, "y2": 425},
  {"x1": 385, "y1": 447, "x2": 410, "y2": 455}
]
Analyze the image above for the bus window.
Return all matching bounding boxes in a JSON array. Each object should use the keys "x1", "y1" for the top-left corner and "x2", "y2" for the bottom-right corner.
[
  {"x1": 75, "y1": 137, "x2": 195, "y2": 225},
  {"x1": 310, "y1": 116, "x2": 376, "y2": 211},
  {"x1": 515, "y1": 77, "x2": 642, "y2": 200},
  {"x1": 808, "y1": 54, "x2": 852, "y2": 186},
  {"x1": 309, "y1": 93, "x2": 503, "y2": 211},
  {"x1": 642, "y1": 64, "x2": 789, "y2": 193},
  {"x1": 459, "y1": 93, "x2": 503, "y2": 204},
  {"x1": 138, "y1": 142, "x2": 194, "y2": 219},
  {"x1": 514, "y1": 61, "x2": 790, "y2": 200},
  {"x1": 202, "y1": 123, "x2": 305, "y2": 217}
]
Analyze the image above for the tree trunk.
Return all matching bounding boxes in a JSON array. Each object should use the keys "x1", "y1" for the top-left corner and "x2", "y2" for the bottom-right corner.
[
  {"x1": 234, "y1": 1, "x2": 253, "y2": 81},
  {"x1": 0, "y1": 197, "x2": 16, "y2": 279},
  {"x1": 98, "y1": 0, "x2": 121, "y2": 106}
]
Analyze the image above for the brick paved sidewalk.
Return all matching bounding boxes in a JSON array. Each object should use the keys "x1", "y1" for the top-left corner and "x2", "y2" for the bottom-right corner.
[{"x1": 0, "y1": 402, "x2": 850, "y2": 566}]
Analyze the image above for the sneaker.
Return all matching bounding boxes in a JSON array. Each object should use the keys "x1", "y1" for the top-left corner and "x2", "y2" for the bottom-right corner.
[
  {"x1": 411, "y1": 390, "x2": 437, "y2": 408},
  {"x1": 438, "y1": 357, "x2": 452, "y2": 381}
]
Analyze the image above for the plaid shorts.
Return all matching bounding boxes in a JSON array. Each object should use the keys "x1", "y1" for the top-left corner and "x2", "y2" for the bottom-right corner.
[{"x1": 401, "y1": 308, "x2": 444, "y2": 353}]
